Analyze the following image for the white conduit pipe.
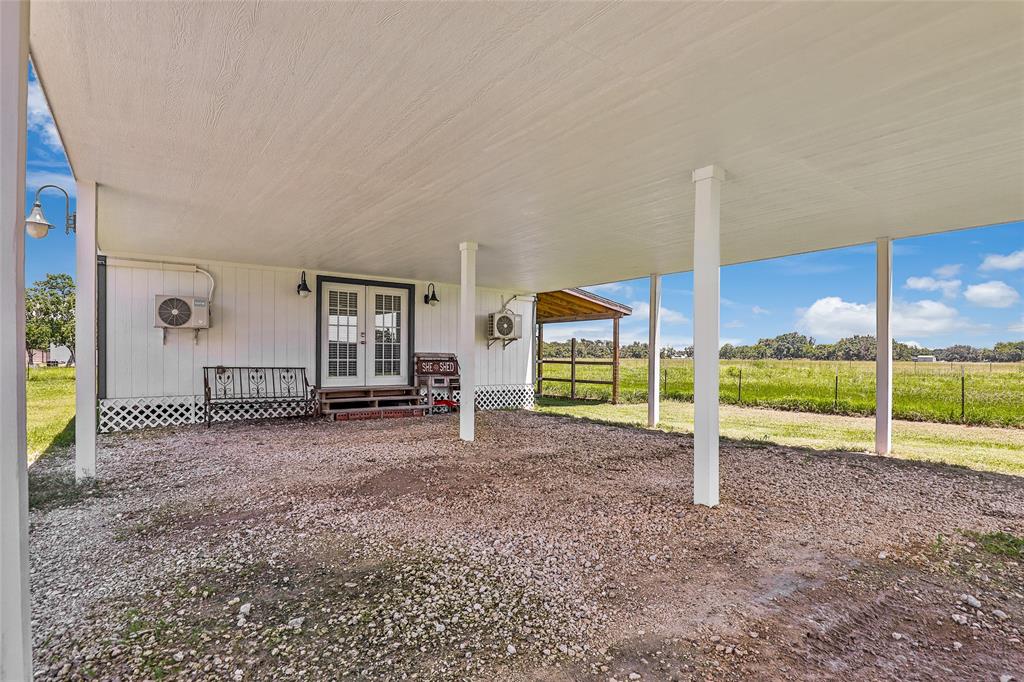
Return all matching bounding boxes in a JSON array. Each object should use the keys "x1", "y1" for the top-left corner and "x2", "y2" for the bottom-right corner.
[{"x1": 105, "y1": 257, "x2": 215, "y2": 303}]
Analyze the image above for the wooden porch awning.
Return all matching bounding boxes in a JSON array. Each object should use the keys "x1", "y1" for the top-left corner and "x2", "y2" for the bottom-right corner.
[{"x1": 535, "y1": 289, "x2": 632, "y2": 324}]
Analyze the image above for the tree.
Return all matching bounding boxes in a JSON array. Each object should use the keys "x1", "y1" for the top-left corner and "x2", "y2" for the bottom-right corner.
[
  {"x1": 546, "y1": 328, "x2": 1022, "y2": 364},
  {"x1": 759, "y1": 332, "x2": 815, "y2": 360},
  {"x1": 893, "y1": 340, "x2": 922, "y2": 362},
  {"x1": 27, "y1": 273, "x2": 76, "y2": 365},
  {"x1": 25, "y1": 283, "x2": 52, "y2": 365},
  {"x1": 936, "y1": 344, "x2": 980, "y2": 363}
]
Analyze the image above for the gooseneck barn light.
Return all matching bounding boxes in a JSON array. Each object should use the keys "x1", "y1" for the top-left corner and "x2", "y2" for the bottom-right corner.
[
  {"x1": 25, "y1": 184, "x2": 76, "y2": 239},
  {"x1": 296, "y1": 271, "x2": 312, "y2": 298},
  {"x1": 423, "y1": 283, "x2": 440, "y2": 306}
]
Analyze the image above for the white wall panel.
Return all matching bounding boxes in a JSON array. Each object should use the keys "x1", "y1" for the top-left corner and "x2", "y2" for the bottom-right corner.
[{"x1": 104, "y1": 258, "x2": 534, "y2": 399}]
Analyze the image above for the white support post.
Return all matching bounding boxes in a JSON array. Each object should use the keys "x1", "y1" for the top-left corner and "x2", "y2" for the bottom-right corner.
[
  {"x1": 0, "y1": 0, "x2": 32, "y2": 677},
  {"x1": 875, "y1": 237, "x2": 893, "y2": 455},
  {"x1": 75, "y1": 181, "x2": 97, "y2": 480},
  {"x1": 692, "y1": 165, "x2": 725, "y2": 508},
  {"x1": 647, "y1": 274, "x2": 662, "y2": 426},
  {"x1": 459, "y1": 242, "x2": 477, "y2": 441}
]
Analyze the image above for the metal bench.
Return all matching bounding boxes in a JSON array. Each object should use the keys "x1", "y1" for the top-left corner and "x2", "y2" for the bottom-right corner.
[{"x1": 202, "y1": 366, "x2": 316, "y2": 426}]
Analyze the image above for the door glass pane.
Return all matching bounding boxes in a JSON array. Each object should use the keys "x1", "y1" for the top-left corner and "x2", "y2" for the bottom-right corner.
[
  {"x1": 374, "y1": 293, "x2": 402, "y2": 376},
  {"x1": 328, "y1": 290, "x2": 358, "y2": 377}
]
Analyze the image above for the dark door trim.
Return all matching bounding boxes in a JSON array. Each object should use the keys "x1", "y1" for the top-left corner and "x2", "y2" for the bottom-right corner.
[{"x1": 314, "y1": 275, "x2": 416, "y2": 389}]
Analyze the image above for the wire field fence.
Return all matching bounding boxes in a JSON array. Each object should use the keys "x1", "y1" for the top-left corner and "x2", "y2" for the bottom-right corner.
[{"x1": 537, "y1": 358, "x2": 1024, "y2": 428}]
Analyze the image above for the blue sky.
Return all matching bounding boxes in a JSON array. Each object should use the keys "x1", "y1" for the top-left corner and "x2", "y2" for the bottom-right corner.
[
  {"x1": 25, "y1": 62, "x2": 77, "y2": 285},
  {"x1": 569, "y1": 223, "x2": 1024, "y2": 350},
  {"x1": 23, "y1": 64, "x2": 1023, "y2": 349}
]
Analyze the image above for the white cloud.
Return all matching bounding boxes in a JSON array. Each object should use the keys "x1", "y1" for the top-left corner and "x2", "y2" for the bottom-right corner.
[
  {"x1": 979, "y1": 250, "x2": 1024, "y2": 272},
  {"x1": 25, "y1": 169, "x2": 76, "y2": 197},
  {"x1": 543, "y1": 324, "x2": 609, "y2": 342},
  {"x1": 723, "y1": 319, "x2": 744, "y2": 329},
  {"x1": 584, "y1": 282, "x2": 635, "y2": 299},
  {"x1": 964, "y1": 281, "x2": 1020, "y2": 308},
  {"x1": 902, "y1": 340, "x2": 923, "y2": 348},
  {"x1": 904, "y1": 276, "x2": 960, "y2": 299},
  {"x1": 629, "y1": 301, "x2": 688, "y2": 324},
  {"x1": 933, "y1": 263, "x2": 962, "y2": 278},
  {"x1": 796, "y1": 297, "x2": 874, "y2": 339},
  {"x1": 27, "y1": 77, "x2": 63, "y2": 153},
  {"x1": 895, "y1": 300, "x2": 968, "y2": 336},
  {"x1": 1009, "y1": 318, "x2": 1024, "y2": 334},
  {"x1": 795, "y1": 296, "x2": 967, "y2": 341},
  {"x1": 751, "y1": 305, "x2": 770, "y2": 315}
]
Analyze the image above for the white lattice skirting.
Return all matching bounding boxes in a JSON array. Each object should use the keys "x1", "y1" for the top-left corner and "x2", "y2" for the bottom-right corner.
[
  {"x1": 99, "y1": 384, "x2": 534, "y2": 433},
  {"x1": 470, "y1": 384, "x2": 535, "y2": 411}
]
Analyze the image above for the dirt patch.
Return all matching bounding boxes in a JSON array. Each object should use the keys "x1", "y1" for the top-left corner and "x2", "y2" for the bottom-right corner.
[
  {"x1": 744, "y1": 545, "x2": 1024, "y2": 680},
  {"x1": 351, "y1": 462, "x2": 491, "y2": 502},
  {"x1": 29, "y1": 411, "x2": 1024, "y2": 680}
]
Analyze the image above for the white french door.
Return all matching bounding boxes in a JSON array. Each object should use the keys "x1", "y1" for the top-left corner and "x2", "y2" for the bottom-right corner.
[{"x1": 322, "y1": 283, "x2": 408, "y2": 387}]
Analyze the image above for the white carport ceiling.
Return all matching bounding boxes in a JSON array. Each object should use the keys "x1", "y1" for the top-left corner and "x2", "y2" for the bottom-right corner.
[{"x1": 30, "y1": 2, "x2": 1024, "y2": 291}]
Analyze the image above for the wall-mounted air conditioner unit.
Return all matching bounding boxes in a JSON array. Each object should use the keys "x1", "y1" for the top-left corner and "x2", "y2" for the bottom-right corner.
[
  {"x1": 487, "y1": 310, "x2": 522, "y2": 348},
  {"x1": 154, "y1": 295, "x2": 210, "y2": 343}
]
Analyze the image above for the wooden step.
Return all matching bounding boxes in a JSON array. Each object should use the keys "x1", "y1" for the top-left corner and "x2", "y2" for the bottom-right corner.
[
  {"x1": 322, "y1": 401, "x2": 423, "y2": 414},
  {"x1": 317, "y1": 386, "x2": 420, "y2": 399},
  {"x1": 321, "y1": 394, "x2": 424, "y2": 406},
  {"x1": 331, "y1": 404, "x2": 428, "y2": 421}
]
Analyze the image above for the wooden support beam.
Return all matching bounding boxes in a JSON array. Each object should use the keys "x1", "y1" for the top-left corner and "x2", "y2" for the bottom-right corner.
[
  {"x1": 541, "y1": 378, "x2": 614, "y2": 386},
  {"x1": 612, "y1": 317, "x2": 620, "y2": 405},
  {"x1": 647, "y1": 274, "x2": 661, "y2": 426},
  {"x1": 570, "y1": 337, "x2": 577, "y2": 399},
  {"x1": 75, "y1": 180, "x2": 97, "y2": 481},
  {"x1": 876, "y1": 237, "x2": 893, "y2": 454},
  {"x1": 536, "y1": 322, "x2": 544, "y2": 397},
  {"x1": 459, "y1": 242, "x2": 477, "y2": 441},
  {"x1": 1, "y1": 1, "x2": 32, "y2": 675},
  {"x1": 541, "y1": 359, "x2": 614, "y2": 366},
  {"x1": 693, "y1": 164, "x2": 725, "y2": 507}
]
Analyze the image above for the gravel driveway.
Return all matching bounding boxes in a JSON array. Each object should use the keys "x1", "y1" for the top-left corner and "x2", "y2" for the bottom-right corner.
[{"x1": 29, "y1": 410, "x2": 1023, "y2": 680}]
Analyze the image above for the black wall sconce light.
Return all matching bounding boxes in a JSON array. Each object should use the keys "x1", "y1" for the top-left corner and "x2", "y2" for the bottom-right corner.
[
  {"x1": 423, "y1": 283, "x2": 440, "y2": 306},
  {"x1": 296, "y1": 271, "x2": 312, "y2": 298},
  {"x1": 25, "y1": 184, "x2": 76, "y2": 238}
]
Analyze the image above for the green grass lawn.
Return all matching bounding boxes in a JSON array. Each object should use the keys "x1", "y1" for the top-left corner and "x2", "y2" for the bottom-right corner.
[
  {"x1": 26, "y1": 366, "x2": 76, "y2": 464},
  {"x1": 536, "y1": 398, "x2": 1024, "y2": 476},
  {"x1": 540, "y1": 358, "x2": 1024, "y2": 427},
  {"x1": 22, "y1": 364, "x2": 1024, "y2": 476}
]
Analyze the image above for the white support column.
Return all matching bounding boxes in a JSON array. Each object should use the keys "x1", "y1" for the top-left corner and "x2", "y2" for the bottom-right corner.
[
  {"x1": 875, "y1": 237, "x2": 893, "y2": 455},
  {"x1": 75, "y1": 181, "x2": 97, "y2": 480},
  {"x1": 692, "y1": 165, "x2": 725, "y2": 508},
  {"x1": 647, "y1": 274, "x2": 661, "y2": 426},
  {"x1": 0, "y1": 0, "x2": 32, "y2": 677},
  {"x1": 459, "y1": 242, "x2": 477, "y2": 441}
]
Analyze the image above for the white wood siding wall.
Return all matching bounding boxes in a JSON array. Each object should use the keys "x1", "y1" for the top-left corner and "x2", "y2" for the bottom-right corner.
[{"x1": 104, "y1": 259, "x2": 534, "y2": 399}]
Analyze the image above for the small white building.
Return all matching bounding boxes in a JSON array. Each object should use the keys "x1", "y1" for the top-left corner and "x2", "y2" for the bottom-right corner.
[
  {"x1": 97, "y1": 256, "x2": 536, "y2": 431},
  {"x1": 3, "y1": 2, "x2": 1023, "y2": 677}
]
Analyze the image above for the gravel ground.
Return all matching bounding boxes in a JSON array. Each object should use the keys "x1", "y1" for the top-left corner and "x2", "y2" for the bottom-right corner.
[{"x1": 29, "y1": 410, "x2": 1024, "y2": 681}]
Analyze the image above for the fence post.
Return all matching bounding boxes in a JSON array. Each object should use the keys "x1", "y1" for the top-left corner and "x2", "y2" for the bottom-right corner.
[
  {"x1": 834, "y1": 369, "x2": 839, "y2": 411},
  {"x1": 961, "y1": 366, "x2": 965, "y2": 423},
  {"x1": 662, "y1": 366, "x2": 667, "y2": 395},
  {"x1": 570, "y1": 337, "x2": 577, "y2": 400},
  {"x1": 738, "y1": 368, "x2": 742, "y2": 404}
]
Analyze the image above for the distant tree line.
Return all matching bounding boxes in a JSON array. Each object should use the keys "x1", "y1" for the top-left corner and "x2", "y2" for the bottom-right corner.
[{"x1": 543, "y1": 332, "x2": 1024, "y2": 363}]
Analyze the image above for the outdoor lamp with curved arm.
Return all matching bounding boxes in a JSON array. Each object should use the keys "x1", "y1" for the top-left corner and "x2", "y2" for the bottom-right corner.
[{"x1": 25, "y1": 184, "x2": 76, "y2": 239}]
